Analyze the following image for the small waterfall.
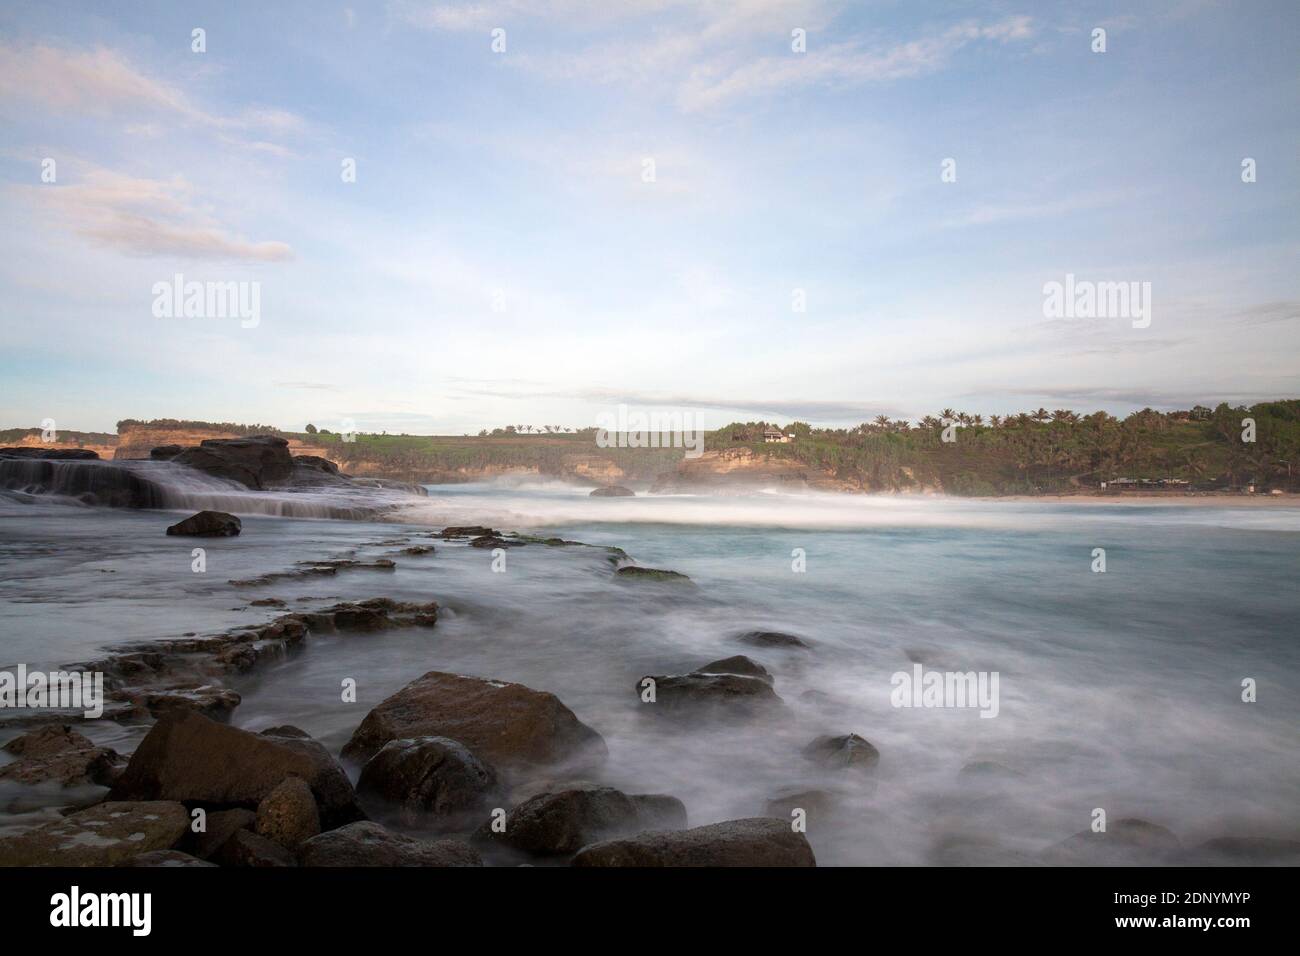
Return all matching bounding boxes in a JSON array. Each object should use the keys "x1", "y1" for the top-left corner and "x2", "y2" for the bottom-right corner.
[{"x1": 0, "y1": 457, "x2": 408, "y2": 520}]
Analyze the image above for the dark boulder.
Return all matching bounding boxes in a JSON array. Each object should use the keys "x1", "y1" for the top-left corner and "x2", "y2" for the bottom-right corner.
[
  {"x1": 572, "y1": 818, "x2": 816, "y2": 867},
  {"x1": 298, "y1": 822, "x2": 482, "y2": 867},
  {"x1": 616, "y1": 566, "x2": 690, "y2": 582},
  {"x1": 255, "y1": 776, "x2": 321, "y2": 850},
  {"x1": 803, "y1": 734, "x2": 880, "y2": 772},
  {"x1": 692, "y1": 655, "x2": 773, "y2": 684},
  {"x1": 342, "y1": 671, "x2": 606, "y2": 770},
  {"x1": 214, "y1": 828, "x2": 297, "y2": 867},
  {"x1": 109, "y1": 710, "x2": 364, "y2": 829},
  {"x1": 735, "y1": 630, "x2": 810, "y2": 650},
  {"x1": 637, "y1": 672, "x2": 783, "y2": 718},
  {"x1": 150, "y1": 445, "x2": 184, "y2": 460},
  {"x1": 590, "y1": 485, "x2": 634, "y2": 497},
  {"x1": 479, "y1": 786, "x2": 687, "y2": 856},
  {"x1": 172, "y1": 435, "x2": 294, "y2": 489},
  {"x1": 0, "y1": 447, "x2": 100, "y2": 460},
  {"x1": 1043, "y1": 818, "x2": 1182, "y2": 865},
  {"x1": 357, "y1": 736, "x2": 499, "y2": 827},
  {"x1": 166, "y1": 510, "x2": 242, "y2": 537}
]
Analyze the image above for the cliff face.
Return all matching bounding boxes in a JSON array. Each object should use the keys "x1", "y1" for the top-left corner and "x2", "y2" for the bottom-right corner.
[{"x1": 650, "y1": 447, "x2": 857, "y2": 493}]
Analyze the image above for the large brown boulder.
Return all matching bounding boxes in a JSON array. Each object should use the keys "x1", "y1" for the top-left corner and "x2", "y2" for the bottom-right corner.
[
  {"x1": 172, "y1": 435, "x2": 294, "y2": 489},
  {"x1": 479, "y1": 786, "x2": 687, "y2": 856},
  {"x1": 572, "y1": 817, "x2": 816, "y2": 867},
  {"x1": 0, "y1": 801, "x2": 189, "y2": 866},
  {"x1": 341, "y1": 672, "x2": 606, "y2": 770},
  {"x1": 297, "y1": 822, "x2": 481, "y2": 867},
  {"x1": 109, "y1": 711, "x2": 363, "y2": 829},
  {"x1": 357, "y1": 736, "x2": 498, "y2": 827}
]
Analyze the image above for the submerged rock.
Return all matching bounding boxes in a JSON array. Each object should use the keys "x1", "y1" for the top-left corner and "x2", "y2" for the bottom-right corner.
[
  {"x1": 590, "y1": 485, "x2": 634, "y2": 497},
  {"x1": 478, "y1": 786, "x2": 687, "y2": 857},
  {"x1": 572, "y1": 818, "x2": 816, "y2": 867},
  {"x1": 298, "y1": 821, "x2": 482, "y2": 867},
  {"x1": 803, "y1": 734, "x2": 880, "y2": 773},
  {"x1": 1043, "y1": 818, "x2": 1182, "y2": 865},
  {"x1": 342, "y1": 671, "x2": 607, "y2": 770},
  {"x1": 357, "y1": 736, "x2": 499, "y2": 827},
  {"x1": 0, "y1": 801, "x2": 189, "y2": 866},
  {"x1": 165, "y1": 510, "x2": 241, "y2": 537},
  {"x1": 692, "y1": 655, "x2": 773, "y2": 684},
  {"x1": 109, "y1": 710, "x2": 364, "y2": 829},
  {"x1": 637, "y1": 672, "x2": 783, "y2": 718},
  {"x1": 616, "y1": 566, "x2": 690, "y2": 582},
  {"x1": 1192, "y1": 836, "x2": 1300, "y2": 865},
  {"x1": 735, "y1": 630, "x2": 811, "y2": 650}
]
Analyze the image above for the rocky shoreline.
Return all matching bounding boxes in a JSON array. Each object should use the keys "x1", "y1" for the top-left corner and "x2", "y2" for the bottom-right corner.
[{"x1": 2, "y1": 441, "x2": 1297, "y2": 868}]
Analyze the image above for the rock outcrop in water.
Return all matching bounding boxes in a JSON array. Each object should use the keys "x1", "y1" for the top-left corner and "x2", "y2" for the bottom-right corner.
[
  {"x1": 166, "y1": 510, "x2": 242, "y2": 537},
  {"x1": 341, "y1": 671, "x2": 607, "y2": 769},
  {"x1": 590, "y1": 485, "x2": 635, "y2": 497},
  {"x1": 636, "y1": 672, "x2": 784, "y2": 719},
  {"x1": 166, "y1": 435, "x2": 295, "y2": 489}
]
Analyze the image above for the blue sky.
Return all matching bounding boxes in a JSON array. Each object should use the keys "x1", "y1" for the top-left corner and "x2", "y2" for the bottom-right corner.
[{"x1": 1, "y1": 0, "x2": 1297, "y2": 434}]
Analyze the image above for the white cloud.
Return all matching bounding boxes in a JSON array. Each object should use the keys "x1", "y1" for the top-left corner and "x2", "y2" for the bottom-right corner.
[{"x1": 22, "y1": 167, "x2": 293, "y2": 261}]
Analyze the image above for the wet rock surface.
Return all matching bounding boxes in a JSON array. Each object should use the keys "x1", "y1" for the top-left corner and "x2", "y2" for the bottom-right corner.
[
  {"x1": 572, "y1": 817, "x2": 816, "y2": 867},
  {"x1": 803, "y1": 734, "x2": 880, "y2": 773},
  {"x1": 342, "y1": 671, "x2": 607, "y2": 770},
  {"x1": 0, "y1": 725, "x2": 123, "y2": 787},
  {"x1": 637, "y1": 672, "x2": 784, "y2": 718},
  {"x1": 357, "y1": 736, "x2": 499, "y2": 827},
  {"x1": 297, "y1": 821, "x2": 482, "y2": 867},
  {"x1": 0, "y1": 801, "x2": 189, "y2": 866},
  {"x1": 589, "y1": 485, "x2": 635, "y2": 497},
  {"x1": 735, "y1": 630, "x2": 811, "y2": 650},
  {"x1": 255, "y1": 776, "x2": 321, "y2": 850},
  {"x1": 108, "y1": 711, "x2": 364, "y2": 829},
  {"x1": 165, "y1": 510, "x2": 242, "y2": 537},
  {"x1": 477, "y1": 786, "x2": 687, "y2": 857}
]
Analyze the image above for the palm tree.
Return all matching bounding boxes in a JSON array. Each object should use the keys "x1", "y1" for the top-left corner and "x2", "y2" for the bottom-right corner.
[
  {"x1": 940, "y1": 408, "x2": 957, "y2": 424},
  {"x1": 972, "y1": 414, "x2": 984, "y2": 427},
  {"x1": 1032, "y1": 408, "x2": 1050, "y2": 423},
  {"x1": 874, "y1": 415, "x2": 891, "y2": 429},
  {"x1": 989, "y1": 415, "x2": 1002, "y2": 428}
]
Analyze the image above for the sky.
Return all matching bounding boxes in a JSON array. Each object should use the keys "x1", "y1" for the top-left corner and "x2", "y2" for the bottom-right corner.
[{"x1": 1, "y1": 0, "x2": 1297, "y2": 435}]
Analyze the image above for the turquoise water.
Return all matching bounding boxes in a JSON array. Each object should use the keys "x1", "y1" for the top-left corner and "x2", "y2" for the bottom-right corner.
[{"x1": 2, "y1": 483, "x2": 1297, "y2": 863}]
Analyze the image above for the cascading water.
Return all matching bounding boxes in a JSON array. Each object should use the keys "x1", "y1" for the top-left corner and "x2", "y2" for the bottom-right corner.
[{"x1": 0, "y1": 456, "x2": 413, "y2": 520}]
